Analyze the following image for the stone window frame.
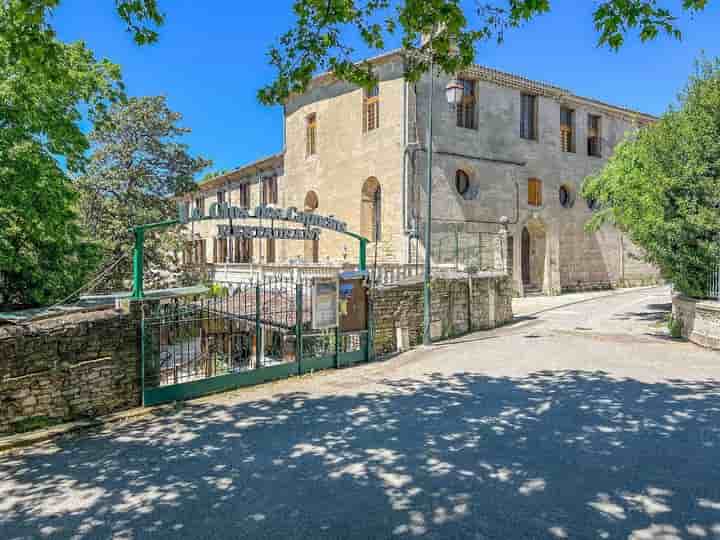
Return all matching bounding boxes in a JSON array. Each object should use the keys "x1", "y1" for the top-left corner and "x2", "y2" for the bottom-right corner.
[
  {"x1": 194, "y1": 196, "x2": 205, "y2": 214},
  {"x1": 559, "y1": 184, "x2": 575, "y2": 208},
  {"x1": 587, "y1": 114, "x2": 602, "y2": 157},
  {"x1": 520, "y1": 93, "x2": 539, "y2": 141},
  {"x1": 306, "y1": 113, "x2": 317, "y2": 157},
  {"x1": 528, "y1": 177, "x2": 543, "y2": 207},
  {"x1": 560, "y1": 106, "x2": 576, "y2": 153},
  {"x1": 456, "y1": 78, "x2": 477, "y2": 130},
  {"x1": 363, "y1": 85, "x2": 380, "y2": 133},
  {"x1": 455, "y1": 169, "x2": 471, "y2": 198},
  {"x1": 262, "y1": 176, "x2": 278, "y2": 205}
]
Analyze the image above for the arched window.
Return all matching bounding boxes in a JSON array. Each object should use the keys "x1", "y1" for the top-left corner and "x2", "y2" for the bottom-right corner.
[
  {"x1": 361, "y1": 178, "x2": 382, "y2": 242},
  {"x1": 455, "y1": 170, "x2": 470, "y2": 197},
  {"x1": 304, "y1": 191, "x2": 319, "y2": 263}
]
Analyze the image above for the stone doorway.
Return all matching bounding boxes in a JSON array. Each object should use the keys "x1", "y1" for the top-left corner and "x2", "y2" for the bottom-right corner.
[{"x1": 521, "y1": 220, "x2": 547, "y2": 292}]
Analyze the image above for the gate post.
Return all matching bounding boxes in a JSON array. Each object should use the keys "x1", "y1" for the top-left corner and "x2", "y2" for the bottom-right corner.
[
  {"x1": 131, "y1": 227, "x2": 145, "y2": 300},
  {"x1": 295, "y1": 282, "x2": 303, "y2": 374},
  {"x1": 255, "y1": 283, "x2": 262, "y2": 369}
]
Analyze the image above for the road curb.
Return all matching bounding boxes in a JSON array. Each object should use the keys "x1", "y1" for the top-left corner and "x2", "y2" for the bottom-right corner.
[
  {"x1": 514, "y1": 285, "x2": 665, "y2": 319},
  {"x1": 0, "y1": 406, "x2": 158, "y2": 454}
]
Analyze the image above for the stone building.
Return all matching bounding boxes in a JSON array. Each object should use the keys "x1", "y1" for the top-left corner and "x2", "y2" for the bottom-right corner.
[{"x1": 182, "y1": 50, "x2": 660, "y2": 295}]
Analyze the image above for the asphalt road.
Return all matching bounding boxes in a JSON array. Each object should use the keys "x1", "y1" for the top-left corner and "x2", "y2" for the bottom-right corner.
[{"x1": 2, "y1": 286, "x2": 719, "y2": 540}]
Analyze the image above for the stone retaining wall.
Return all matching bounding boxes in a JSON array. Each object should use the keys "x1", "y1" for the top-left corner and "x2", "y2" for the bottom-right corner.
[
  {"x1": 0, "y1": 308, "x2": 140, "y2": 434},
  {"x1": 372, "y1": 273, "x2": 513, "y2": 355},
  {"x1": 672, "y1": 295, "x2": 720, "y2": 351}
]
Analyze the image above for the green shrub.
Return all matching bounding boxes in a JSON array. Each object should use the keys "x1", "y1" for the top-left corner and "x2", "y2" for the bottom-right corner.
[{"x1": 668, "y1": 316, "x2": 684, "y2": 339}]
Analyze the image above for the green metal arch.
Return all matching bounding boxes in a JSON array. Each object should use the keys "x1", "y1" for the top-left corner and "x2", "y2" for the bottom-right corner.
[{"x1": 131, "y1": 218, "x2": 370, "y2": 299}]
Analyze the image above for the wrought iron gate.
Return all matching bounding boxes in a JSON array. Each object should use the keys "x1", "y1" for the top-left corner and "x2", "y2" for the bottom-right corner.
[{"x1": 141, "y1": 276, "x2": 369, "y2": 406}]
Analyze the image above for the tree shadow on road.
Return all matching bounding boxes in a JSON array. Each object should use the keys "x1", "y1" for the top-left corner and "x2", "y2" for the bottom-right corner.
[{"x1": 1, "y1": 370, "x2": 719, "y2": 539}]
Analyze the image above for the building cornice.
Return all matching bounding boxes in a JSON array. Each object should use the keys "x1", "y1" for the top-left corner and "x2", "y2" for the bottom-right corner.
[
  {"x1": 298, "y1": 49, "x2": 657, "y2": 124},
  {"x1": 460, "y1": 64, "x2": 657, "y2": 124},
  {"x1": 196, "y1": 152, "x2": 284, "y2": 193}
]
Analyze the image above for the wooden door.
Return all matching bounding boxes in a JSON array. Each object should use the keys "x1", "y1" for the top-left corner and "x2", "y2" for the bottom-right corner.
[{"x1": 521, "y1": 227, "x2": 530, "y2": 284}]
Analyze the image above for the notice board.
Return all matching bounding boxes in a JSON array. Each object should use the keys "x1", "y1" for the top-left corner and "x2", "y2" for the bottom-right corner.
[{"x1": 312, "y1": 278, "x2": 339, "y2": 330}]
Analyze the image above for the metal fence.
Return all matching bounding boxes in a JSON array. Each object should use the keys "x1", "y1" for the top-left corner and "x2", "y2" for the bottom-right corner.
[
  {"x1": 141, "y1": 275, "x2": 370, "y2": 406},
  {"x1": 710, "y1": 263, "x2": 720, "y2": 300}
]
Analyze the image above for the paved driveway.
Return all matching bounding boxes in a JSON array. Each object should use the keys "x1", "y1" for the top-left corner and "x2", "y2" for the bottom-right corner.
[{"x1": 1, "y1": 287, "x2": 719, "y2": 539}]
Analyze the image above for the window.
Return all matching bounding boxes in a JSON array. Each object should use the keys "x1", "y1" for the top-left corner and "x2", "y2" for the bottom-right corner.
[
  {"x1": 455, "y1": 170, "x2": 470, "y2": 197},
  {"x1": 456, "y1": 79, "x2": 476, "y2": 129},
  {"x1": 185, "y1": 239, "x2": 205, "y2": 265},
  {"x1": 520, "y1": 94, "x2": 538, "y2": 140},
  {"x1": 238, "y1": 184, "x2": 250, "y2": 208},
  {"x1": 361, "y1": 178, "x2": 382, "y2": 242},
  {"x1": 262, "y1": 176, "x2": 278, "y2": 205},
  {"x1": 213, "y1": 238, "x2": 228, "y2": 263},
  {"x1": 559, "y1": 185, "x2": 574, "y2": 208},
  {"x1": 588, "y1": 114, "x2": 602, "y2": 157},
  {"x1": 304, "y1": 191, "x2": 320, "y2": 262},
  {"x1": 560, "y1": 107, "x2": 575, "y2": 153},
  {"x1": 266, "y1": 239, "x2": 276, "y2": 263},
  {"x1": 217, "y1": 190, "x2": 226, "y2": 205},
  {"x1": 586, "y1": 197, "x2": 600, "y2": 211},
  {"x1": 528, "y1": 178, "x2": 542, "y2": 207},
  {"x1": 233, "y1": 238, "x2": 252, "y2": 263},
  {"x1": 306, "y1": 114, "x2": 317, "y2": 156},
  {"x1": 363, "y1": 86, "x2": 380, "y2": 132},
  {"x1": 195, "y1": 197, "x2": 205, "y2": 214}
]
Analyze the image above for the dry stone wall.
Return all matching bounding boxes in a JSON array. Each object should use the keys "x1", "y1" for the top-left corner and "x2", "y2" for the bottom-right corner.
[
  {"x1": 0, "y1": 308, "x2": 140, "y2": 434},
  {"x1": 372, "y1": 273, "x2": 513, "y2": 355},
  {"x1": 673, "y1": 295, "x2": 720, "y2": 351}
]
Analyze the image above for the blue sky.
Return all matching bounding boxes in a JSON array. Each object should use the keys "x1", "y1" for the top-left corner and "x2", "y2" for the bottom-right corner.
[{"x1": 54, "y1": 0, "x2": 720, "y2": 176}]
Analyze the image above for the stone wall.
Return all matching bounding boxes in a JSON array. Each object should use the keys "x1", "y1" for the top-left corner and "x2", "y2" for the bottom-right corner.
[
  {"x1": 372, "y1": 273, "x2": 513, "y2": 355},
  {"x1": 672, "y1": 295, "x2": 720, "y2": 351},
  {"x1": 0, "y1": 308, "x2": 140, "y2": 434}
]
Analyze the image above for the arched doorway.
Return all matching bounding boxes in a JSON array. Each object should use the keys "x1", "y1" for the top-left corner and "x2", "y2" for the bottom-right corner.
[
  {"x1": 521, "y1": 220, "x2": 547, "y2": 292},
  {"x1": 361, "y1": 178, "x2": 381, "y2": 242},
  {"x1": 304, "y1": 191, "x2": 319, "y2": 263}
]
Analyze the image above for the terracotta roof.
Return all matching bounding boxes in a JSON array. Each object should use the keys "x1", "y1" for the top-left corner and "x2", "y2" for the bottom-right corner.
[
  {"x1": 197, "y1": 152, "x2": 284, "y2": 192},
  {"x1": 461, "y1": 64, "x2": 657, "y2": 122},
  {"x1": 304, "y1": 49, "x2": 656, "y2": 122}
]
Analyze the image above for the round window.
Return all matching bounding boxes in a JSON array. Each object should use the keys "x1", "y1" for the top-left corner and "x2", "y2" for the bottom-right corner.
[
  {"x1": 456, "y1": 170, "x2": 470, "y2": 197},
  {"x1": 559, "y1": 185, "x2": 573, "y2": 208}
]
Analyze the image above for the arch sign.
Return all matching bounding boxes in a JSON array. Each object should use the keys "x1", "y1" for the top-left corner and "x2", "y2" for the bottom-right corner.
[
  {"x1": 129, "y1": 202, "x2": 369, "y2": 300},
  {"x1": 178, "y1": 202, "x2": 348, "y2": 242}
]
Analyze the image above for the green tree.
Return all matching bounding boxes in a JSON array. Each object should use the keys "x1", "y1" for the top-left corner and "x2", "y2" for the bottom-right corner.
[
  {"x1": 0, "y1": 24, "x2": 123, "y2": 306},
  {"x1": 77, "y1": 96, "x2": 211, "y2": 289},
  {"x1": 582, "y1": 57, "x2": 720, "y2": 298},
  {"x1": 258, "y1": 0, "x2": 710, "y2": 105}
]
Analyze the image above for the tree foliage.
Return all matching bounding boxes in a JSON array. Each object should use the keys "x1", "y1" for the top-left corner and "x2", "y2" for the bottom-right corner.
[
  {"x1": 583, "y1": 57, "x2": 720, "y2": 298},
  {"x1": 0, "y1": 7, "x2": 124, "y2": 306},
  {"x1": 77, "y1": 96, "x2": 210, "y2": 288},
  {"x1": 258, "y1": 0, "x2": 710, "y2": 105}
]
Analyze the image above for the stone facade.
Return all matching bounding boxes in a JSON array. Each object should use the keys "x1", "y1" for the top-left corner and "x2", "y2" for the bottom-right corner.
[
  {"x1": 183, "y1": 51, "x2": 660, "y2": 295},
  {"x1": 0, "y1": 309, "x2": 140, "y2": 434},
  {"x1": 672, "y1": 295, "x2": 720, "y2": 351},
  {"x1": 372, "y1": 273, "x2": 513, "y2": 355}
]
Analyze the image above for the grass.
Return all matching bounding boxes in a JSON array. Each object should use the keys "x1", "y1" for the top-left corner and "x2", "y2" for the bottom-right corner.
[{"x1": 12, "y1": 416, "x2": 62, "y2": 434}]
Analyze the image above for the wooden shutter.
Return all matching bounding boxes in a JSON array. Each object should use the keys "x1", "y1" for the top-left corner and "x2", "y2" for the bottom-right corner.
[
  {"x1": 306, "y1": 114, "x2": 317, "y2": 156},
  {"x1": 588, "y1": 114, "x2": 601, "y2": 156},
  {"x1": 364, "y1": 86, "x2": 380, "y2": 132},
  {"x1": 560, "y1": 108, "x2": 574, "y2": 153},
  {"x1": 528, "y1": 178, "x2": 542, "y2": 206}
]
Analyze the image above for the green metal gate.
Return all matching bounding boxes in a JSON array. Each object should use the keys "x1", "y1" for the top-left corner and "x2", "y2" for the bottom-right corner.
[{"x1": 141, "y1": 276, "x2": 369, "y2": 406}]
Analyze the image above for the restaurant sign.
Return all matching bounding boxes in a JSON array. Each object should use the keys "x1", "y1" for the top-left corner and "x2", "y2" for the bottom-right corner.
[{"x1": 177, "y1": 202, "x2": 347, "y2": 241}]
